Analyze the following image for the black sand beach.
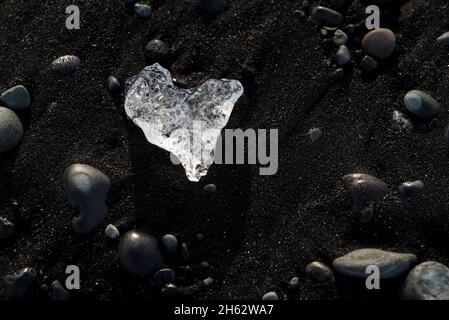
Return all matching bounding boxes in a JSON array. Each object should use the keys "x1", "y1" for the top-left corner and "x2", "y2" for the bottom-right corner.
[{"x1": 1, "y1": 0, "x2": 449, "y2": 300}]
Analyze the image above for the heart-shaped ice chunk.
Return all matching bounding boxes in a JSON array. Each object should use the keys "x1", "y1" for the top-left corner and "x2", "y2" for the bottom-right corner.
[{"x1": 125, "y1": 64, "x2": 244, "y2": 181}]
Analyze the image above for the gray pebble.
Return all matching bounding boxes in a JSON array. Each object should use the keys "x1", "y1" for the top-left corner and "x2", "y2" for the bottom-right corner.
[
  {"x1": 119, "y1": 231, "x2": 163, "y2": 275},
  {"x1": 63, "y1": 164, "x2": 111, "y2": 233},
  {"x1": 198, "y1": 0, "x2": 224, "y2": 12},
  {"x1": 0, "y1": 216, "x2": 15, "y2": 240},
  {"x1": 288, "y1": 277, "x2": 300, "y2": 291},
  {"x1": 201, "y1": 261, "x2": 210, "y2": 269},
  {"x1": 398, "y1": 180, "x2": 424, "y2": 198},
  {"x1": 305, "y1": 261, "x2": 334, "y2": 283},
  {"x1": 404, "y1": 90, "x2": 440, "y2": 119},
  {"x1": 392, "y1": 110, "x2": 413, "y2": 131},
  {"x1": 151, "y1": 268, "x2": 176, "y2": 287},
  {"x1": 196, "y1": 233, "x2": 205, "y2": 241},
  {"x1": 331, "y1": 68, "x2": 345, "y2": 80},
  {"x1": 362, "y1": 28, "x2": 396, "y2": 59},
  {"x1": 262, "y1": 291, "x2": 279, "y2": 300},
  {"x1": 203, "y1": 277, "x2": 214, "y2": 286},
  {"x1": 204, "y1": 184, "x2": 217, "y2": 193},
  {"x1": 437, "y1": 32, "x2": 449, "y2": 45},
  {"x1": 52, "y1": 55, "x2": 81, "y2": 75},
  {"x1": 107, "y1": 76, "x2": 121, "y2": 91},
  {"x1": 332, "y1": 248, "x2": 417, "y2": 279},
  {"x1": 0, "y1": 85, "x2": 30, "y2": 110},
  {"x1": 401, "y1": 261, "x2": 449, "y2": 300},
  {"x1": 4, "y1": 267, "x2": 37, "y2": 299},
  {"x1": 0, "y1": 107, "x2": 23, "y2": 154},
  {"x1": 335, "y1": 45, "x2": 351, "y2": 65},
  {"x1": 134, "y1": 3, "x2": 152, "y2": 17},
  {"x1": 51, "y1": 280, "x2": 70, "y2": 301},
  {"x1": 105, "y1": 224, "x2": 120, "y2": 239},
  {"x1": 307, "y1": 128, "x2": 322, "y2": 142},
  {"x1": 360, "y1": 55, "x2": 378, "y2": 72},
  {"x1": 144, "y1": 39, "x2": 169, "y2": 63},
  {"x1": 333, "y1": 29, "x2": 348, "y2": 46},
  {"x1": 311, "y1": 6, "x2": 343, "y2": 26},
  {"x1": 161, "y1": 234, "x2": 178, "y2": 255},
  {"x1": 342, "y1": 173, "x2": 388, "y2": 211}
]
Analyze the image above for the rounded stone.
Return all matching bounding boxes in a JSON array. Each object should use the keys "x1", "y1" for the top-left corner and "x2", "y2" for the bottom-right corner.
[
  {"x1": 4, "y1": 267, "x2": 37, "y2": 299},
  {"x1": 52, "y1": 55, "x2": 81, "y2": 75},
  {"x1": 288, "y1": 277, "x2": 300, "y2": 291},
  {"x1": 119, "y1": 231, "x2": 163, "y2": 275},
  {"x1": 333, "y1": 29, "x2": 348, "y2": 46},
  {"x1": 203, "y1": 277, "x2": 214, "y2": 286},
  {"x1": 342, "y1": 173, "x2": 388, "y2": 210},
  {"x1": 360, "y1": 55, "x2": 378, "y2": 72},
  {"x1": 107, "y1": 76, "x2": 121, "y2": 91},
  {"x1": 198, "y1": 0, "x2": 224, "y2": 12},
  {"x1": 161, "y1": 233, "x2": 178, "y2": 255},
  {"x1": 362, "y1": 28, "x2": 396, "y2": 59},
  {"x1": 335, "y1": 45, "x2": 351, "y2": 65},
  {"x1": 305, "y1": 261, "x2": 335, "y2": 283},
  {"x1": 63, "y1": 164, "x2": 111, "y2": 233},
  {"x1": 0, "y1": 107, "x2": 23, "y2": 154},
  {"x1": 392, "y1": 110, "x2": 413, "y2": 131},
  {"x1": 134, "y1": 3, "x2": 152, "y2": 17},
  {"x1": 144, "y1": 39, "x2": 169, "y2": 63},
  {"x1": 151, "y1": 268, "x2": 176, "y2": 287},
  {"x1": 398, "y1": 180, "x2": 424, "y2": 198},
  {"x1": 105, "y1": 224, "x2": 120, "y2": 239},
  {"x1": 0, "y1": 85, "x2": 30, "y2": 110},
  {"x1": 262, "y1": 291, "x2": 279, "y2": 300},
  {"x1": 204, "y1": 184, "x2": 217, "y2": 193},
  {"x1": 401, "y1": 261, "x2": 449, "y2": 300},
  {"x1": 307, "y1": 128, "x2": 322, "y2": 142},
  {"x1": 0, "y1": 216, "x2": 15, "y2": 240},
  {"x1": 311, "y1": 6, "x2": 344, "y2": 26},
  {"x1": 332, "y1": 248, "x2": 417, "y2": 279},
  {"x1": 437, "y1": 31, "x2": 449, "y2": 45},
  {"x1": 51, "y1": 280, "x2": 70, "y2": 301},
  {"x1": 404, "y1": 90, "x2": 440, "y2": 119}
]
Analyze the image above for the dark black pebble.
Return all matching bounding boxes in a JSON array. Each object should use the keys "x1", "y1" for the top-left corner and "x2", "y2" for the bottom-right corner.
[
  {"x1": 4, "y1": 267, "x2": 37, "y2": 299},
  {"x1": 0, "y1": 216, "x2": 15, "y2": 239},
  {"x1": 398, "y1": 180, "x2": 424, "y2": 198},
  {"x1": 144, "y1": 39, "x2": 170, "y2": 63},
  {"x1": 151, "y1": 268, "x2": 176, "y2": 287}
]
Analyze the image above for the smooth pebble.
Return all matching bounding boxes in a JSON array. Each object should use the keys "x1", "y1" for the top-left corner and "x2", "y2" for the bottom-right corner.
[
  {"x1": 305, "y1": 261, "x2": 334, "y2": 283},
  {"x1": 0, "y1": 85, "x2": 30, "y2": 110},
  {"x1": 4, "y1": 267, "x2": 37, "y2": 299},
  {"x1": 362, "y1": 28, "x2": 396, "y2": 59},
  {"x1": 398, "y1": 180, "x2": 424, "y2": 198},
  {"x1": 161, "y1": 234, "x2": 178, "y2": 255},
  {"x1": 107, "y1": 76, "x2": 121, "y2": 91},
  {"x1": 52, "y1": 55, "x2": 81, "y2": 75},
  {"x1": 333, "y1": 29, "x2": 348, "y2": 46},
  {"x1": 262, "y1": 291, "x2": 279, "y2": 300},
  {"x1": 404, "y1": 90, "x2": 440, "y2": 119},
  {"x1": 360, "y1": 55, "x2": 378, "y2": 72},
  {"x1": 311, "y1": 6, "x2": 344, "y2": 26},
  {"x1": 134, "y1": 3, "x2": 152, "y2": 17},
  {"x1": 0, "y1": 107, "x2": 23, "y2": 154},
  {"x1": 335, "y1": 45, "x2": 351, "y2": 65}
]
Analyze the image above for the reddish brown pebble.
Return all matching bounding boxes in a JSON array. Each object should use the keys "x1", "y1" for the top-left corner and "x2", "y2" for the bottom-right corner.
[{"x1": 361, "y1": 28, "x2": 396, "y2": 59}]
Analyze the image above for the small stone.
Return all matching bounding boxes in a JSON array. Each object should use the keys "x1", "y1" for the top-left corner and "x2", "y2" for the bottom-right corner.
[
  {"x1": 404, "y1": 90, "x2": 440, "y2": 119},
  {"x1": 161, "y1": 234, "x2": 178, "y2": 255},
  {"x1": 198, "y1": 0, "x2": 224, "y2": 12},
  {"x1": 332, "y1": 249, "x2": 417, "y2": 279},
  {"x1": 119, "y1": 231, "x2": 163, "y2": 275},
  {"x1": 181, "y1": 242, "x2": 190, "y2": 261},
  {"x1": 262, "y1": 291, "x2": 279, "y2": 300},
  {"x1": 52, "y1": 55, "x2": 81, "y2": 75},
  {"x1": 134, "y1": 3, "x2": 152, "y2": 17},
  {"x1": 144, "y1": 40, "x2": 170, "y2": 65},
  {"x1": 320, "y1": 28, "x2": 329, "y2": 38},
  {"x1": 288, "y1": 277, "x2": 300, "y2": 291},
  {"x1": 0, "y1": 107, "x2": 23, "y2": 154},
  {"x1": 63, "y1": 164, "x2": 111, "y2": 233},
  {"x1": 398, "y1": 180, "x2": 424, "y2": 198},
  {"x1": 105, "y1": 224, "x2": 120, "y2": 239},
  {"x1": 360, "y1": 55, "x2": 378, "y2": 72},
  {"x1": 204, "y1": 184, "x2": 217, "y2": 193},
  {"x1": 4, "y1": 267, "x2": 37, "y2": 299},
  {"x1": 162, "y1": 283, "x2": 178, "y2": 297},
  {"x1": 437, "y1": 32, "x2": 449, "y2": 45},
  {"x1": 330, "y1": 68, "x2": 345, "y2": 80},
  {"x1": 0, "y1": 85, "x2": 30, "y2": 110},
  {"x1": 335, "y1": 45, "x2": 351, "y2": 65},
  {"x1": 51, "y1": 280, "x2": 70, "y2": 301},
  {"x1": 0, "y1": 216, "x2": 15, "y2": 240},
  {"x1": 107, "y1": 76, "x2": 121, "y2": 91},
  {"x1": 333, "y1": 29, "x2": 348, "y2": 46},
  {"x1": 401, "y1": 261, "x2": 449, "y2": 300},
  {"x1": 200, "y1": 261, "x2": 210, "y2": 269},
  {"x1": 203, "y1": 277, "x2": 214, "y2": 286},
  {"x1": 392, "y1": 110, "x2": 413, "y2": 131},
  {"x1": 311, "y1": 6, "x2": 344, "y2": 26},
  {"x1": 307, "y1": 128, "x2": 322, "y2": 142},
  {"x1": 362, "y1": 28, "x2": 396, "y2": 59},
  {"x1": 196, "y1": 233, "x2": 205, "y2": 241},
  {"x1": 305, "y1": 261, "x2": 334, "y2": 283},
  {"x1": 342, "y1": 173, "x2": 388, "y2": 211},
  {"x1": 151, "y1": 268, "x2": 176, "y2": 287}
]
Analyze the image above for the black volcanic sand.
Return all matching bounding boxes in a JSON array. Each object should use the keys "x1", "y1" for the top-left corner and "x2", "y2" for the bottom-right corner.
[{"x1": 1, "y1": 0, "x2": 449, "y2": 300}]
